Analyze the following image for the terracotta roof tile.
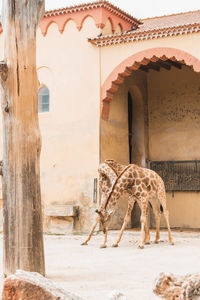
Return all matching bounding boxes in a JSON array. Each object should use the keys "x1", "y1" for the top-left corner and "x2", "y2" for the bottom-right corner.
[
  {"x1": 89, "y1": 10, "x2": 200, "y2": 46},
  {"x1": 138, "y1": 10, "x2": 200, "y2": 32}
]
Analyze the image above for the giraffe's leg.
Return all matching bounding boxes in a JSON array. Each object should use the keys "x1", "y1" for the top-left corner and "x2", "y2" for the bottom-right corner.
[
  {"x1": 81, "y1": 216, "x2": 99, "y2": 246},
  {"x1": 144, "y1": 205, "x2": 150, "y2": 244},
  {"x1": 154, "y1": 213, "x2": 161, "y2": 244},
  {"x1": 157, "y1": 184, "x2": 174, "y2": 245},
  {"x1": 100, "y1": 208, "x2": 116, "y2": 248},
  {"x1": 138, "y1": 200, "x2": 148, "y2": 249},
  {"x1": 149, "y1": 198, "x2": 161, "y2": 244},
  {"x1": 137, "y1": 201, "x2": 151, "y2": 245},
  {"x1": 163, "y1": 208, "x2": 174, "y2": 245},
  {"x1": 112, "y1": 197, "x2": 135, "y2": 247},
  {"x1": 100, "y1": 228, "x2": 108, "y2": 248}
]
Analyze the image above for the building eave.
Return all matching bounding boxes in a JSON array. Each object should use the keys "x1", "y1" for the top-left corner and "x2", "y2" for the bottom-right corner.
[{"x1": 89, "y1": 23, "x2": 200, "y2": 47}]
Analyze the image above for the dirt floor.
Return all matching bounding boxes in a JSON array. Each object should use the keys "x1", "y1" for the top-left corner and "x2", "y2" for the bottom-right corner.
[{"x1": 1, "y1": 230, "x2": 200, "y2": 299}]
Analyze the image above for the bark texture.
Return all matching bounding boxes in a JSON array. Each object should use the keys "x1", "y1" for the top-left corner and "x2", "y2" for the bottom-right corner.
[{"x1": 0, "y1": 0, "x2": 45, "y2": 276}]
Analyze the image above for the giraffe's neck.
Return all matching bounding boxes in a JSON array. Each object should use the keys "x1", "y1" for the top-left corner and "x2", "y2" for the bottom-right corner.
[
  {"x1": 105, "y1": 188, "x2": 121, "y2": 214},
  {"x1": 104, "y1": 164, "x2": 132, "y2": 210},
  {"x1": 98, "y1": 162, "x2": 118, "y2": 210}
]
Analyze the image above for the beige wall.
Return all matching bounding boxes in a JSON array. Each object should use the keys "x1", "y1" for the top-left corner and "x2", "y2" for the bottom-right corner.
[
  {"x1": 165, "y1": 192, "x2": 200, "y2": 228},
  {"x1": 148, "y1": 66, "x2": 200, "y2": 228},
  {"x1": 36, "y1": 18, "x2": 101, "y2": 232},
  {"x1": 0, "y1": 17, "x2": 101, "y2": 233},
  {"x1": 101, "y1": 64, "x2": 200, "y2": 229},
  {"x1": 148, "y1": 66, "x2": 200, "y2": 161}
]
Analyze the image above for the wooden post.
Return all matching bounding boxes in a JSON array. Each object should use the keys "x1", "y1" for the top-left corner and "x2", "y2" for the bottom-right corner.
[{"x1": 0, "y1": 0, "x2": 45, "y2": 276}]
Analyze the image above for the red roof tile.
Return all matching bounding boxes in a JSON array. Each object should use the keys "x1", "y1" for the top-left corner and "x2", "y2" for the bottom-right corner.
[
  {"x1": 89, "y1": 10, "x2": 200, "y2": 46},
  {"x1": 138, "y1": 10, "x2": 200, "y2": 32}
]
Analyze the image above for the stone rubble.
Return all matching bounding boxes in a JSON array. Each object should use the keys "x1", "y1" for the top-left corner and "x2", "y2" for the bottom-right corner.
[
  {"x1": 153, "y1": 272, "x2": 200, "y2": 300},
  {"x1": 1, "y1": 269, "x2": 84, "y2": 300},
  {"x1": 108, "y1": 290, "x2": 127, "y2": 300}
]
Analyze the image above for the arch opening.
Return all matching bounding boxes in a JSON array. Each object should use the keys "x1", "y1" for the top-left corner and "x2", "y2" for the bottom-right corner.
[
  {"x1": 100, "y1": 49, "x2": 200, "y2": 230},
  {"x1": 101, "y1": 47, "x2": 200, "y2": 121}
]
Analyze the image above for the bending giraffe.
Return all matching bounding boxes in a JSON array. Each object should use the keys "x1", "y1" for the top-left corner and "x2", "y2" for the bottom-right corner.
[
  {"x1": 81, "y1": 160, "x2": 151, "y2": 247},
  {"x1": 82, "y1": 160, "x2": 172, "y2": 248},
  {"x1": 104, "y1": 160, "x2": 162, "y2": 247},
  {"x1": 96, "y1": 161, "x2": 174, "y2": 249}
]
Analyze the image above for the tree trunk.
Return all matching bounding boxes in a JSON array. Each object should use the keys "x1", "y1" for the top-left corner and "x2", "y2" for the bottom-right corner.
[{"x1": 0, "y1": 0, "x2": 45, "y2": 276}]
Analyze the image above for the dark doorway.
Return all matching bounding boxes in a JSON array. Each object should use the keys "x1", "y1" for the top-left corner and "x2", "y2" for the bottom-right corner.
[
  {"x1": 128, "y1": 92, "x2": 141, "y2": 227},
  {"x1": 128, "y1": 92, "x2": 133, "y2": 164}
]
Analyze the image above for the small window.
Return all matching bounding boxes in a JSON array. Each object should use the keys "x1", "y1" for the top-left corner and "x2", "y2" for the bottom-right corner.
[{"x1": 38, "y1": 86, "x2": 50, "y2": 113}]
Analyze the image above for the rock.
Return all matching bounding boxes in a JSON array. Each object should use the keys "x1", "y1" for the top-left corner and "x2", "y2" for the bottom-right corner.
[
  {"x1": 1, "y1": 269, "x2": 84, "y2": 300},
  {"x1": 108, "y1": 290, "x2": 127, "y2": 300},
  {"x1": 153, "y1": 272, "x2": 200, "y2": 300}
]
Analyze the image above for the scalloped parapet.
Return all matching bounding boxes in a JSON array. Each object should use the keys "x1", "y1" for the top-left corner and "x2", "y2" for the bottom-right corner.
[{"x1": 40, "y1": 0, "x2": 141, "y2": 36}]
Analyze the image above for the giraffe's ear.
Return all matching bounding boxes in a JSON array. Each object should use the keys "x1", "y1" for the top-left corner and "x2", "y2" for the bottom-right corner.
[{"x1": 95, "y1": 210, "x2": 104, "y2": 218}]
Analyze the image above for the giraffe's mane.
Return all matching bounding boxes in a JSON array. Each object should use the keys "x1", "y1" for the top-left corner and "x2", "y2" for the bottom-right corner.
[{"x1": 104, "y1": 160, "x2": 118, "y2": 176}]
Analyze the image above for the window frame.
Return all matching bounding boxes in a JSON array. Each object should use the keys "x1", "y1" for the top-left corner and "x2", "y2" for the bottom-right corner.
[{"x1": 38, "y1": 85, "x2": 50, "y2": 113}]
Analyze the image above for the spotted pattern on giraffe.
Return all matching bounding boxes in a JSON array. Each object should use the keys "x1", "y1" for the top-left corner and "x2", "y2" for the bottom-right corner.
[
  {"x1": 97, "y1": 160, "x2": 173, "y2": 248},
  {"x1": 81, "y1": 159, "x2": 173, "y2": 249}
]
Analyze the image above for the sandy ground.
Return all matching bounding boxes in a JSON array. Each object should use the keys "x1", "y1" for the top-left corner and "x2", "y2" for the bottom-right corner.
[{"x1": 1, "y1": 230, "x2": 200, "y2": 299}]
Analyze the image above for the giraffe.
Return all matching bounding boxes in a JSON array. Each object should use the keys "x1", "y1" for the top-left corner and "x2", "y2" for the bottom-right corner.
[
  {"x1": 95, "y1": 161, "x2": 174, "y2": 249},
  {"x1": 81, "y1": 160, "x2": 120, "y2": 247},
  {"x1": 81, "y1": 160, "x2": 161, "y2": 248},
  {"x1": 104, "y1": 159, "x2": 161, "y2": 247}
]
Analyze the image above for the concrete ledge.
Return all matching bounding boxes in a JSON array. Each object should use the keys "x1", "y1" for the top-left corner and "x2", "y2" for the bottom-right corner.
[{"x1": 45, "y1": 205, "x2": 79, "y2": 217}]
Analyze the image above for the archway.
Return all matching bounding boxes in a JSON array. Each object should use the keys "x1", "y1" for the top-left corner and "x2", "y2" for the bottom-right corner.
[
  {"x1": 100, "y1": 47, "x2": 200, "y2": 230},
  {"x1": 101, "y1": 47, "x2": 200, "y2": 121}
]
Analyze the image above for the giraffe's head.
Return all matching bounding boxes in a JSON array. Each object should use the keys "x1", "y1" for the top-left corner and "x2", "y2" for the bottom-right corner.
[{"x1": 95, "y1": 208, "x2": 114, "y2": 232}]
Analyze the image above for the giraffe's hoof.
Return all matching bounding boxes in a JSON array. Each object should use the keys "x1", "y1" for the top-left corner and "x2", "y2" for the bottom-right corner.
[
  {"x1": 170, "y1": 241, "x2": 175, "y2": 246},
  {"x1": 112, "y1": 244, "x2": 119, "y2": 248},
  {"x1": 138, "y1": 244, "x2": 144, "y2": 249},
  {"x1": 100, "y1": 245, "x2": 107, "y2": 248},
  {"x1": 144, "y1": 241, "x2": 150, "y2": 245},
  {"x1": 81, "y1": 242, "x2": 88, "y2": 246},
  {"x1": 154, "y1": 240, "x2": 159, "y2": 244}
]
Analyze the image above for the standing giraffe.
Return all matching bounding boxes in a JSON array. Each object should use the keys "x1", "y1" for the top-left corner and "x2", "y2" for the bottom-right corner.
[
  {"x1": 95, "y1": 161, "x2": 174, "y2": 249},
  {"x1": 82, "y1": 160, "x2": 169, "y2": 248}
]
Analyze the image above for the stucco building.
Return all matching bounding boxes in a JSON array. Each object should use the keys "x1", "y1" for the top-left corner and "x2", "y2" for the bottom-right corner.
[{"x1": 1, "y1": 0, "x2": 200, "y2": 233}]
